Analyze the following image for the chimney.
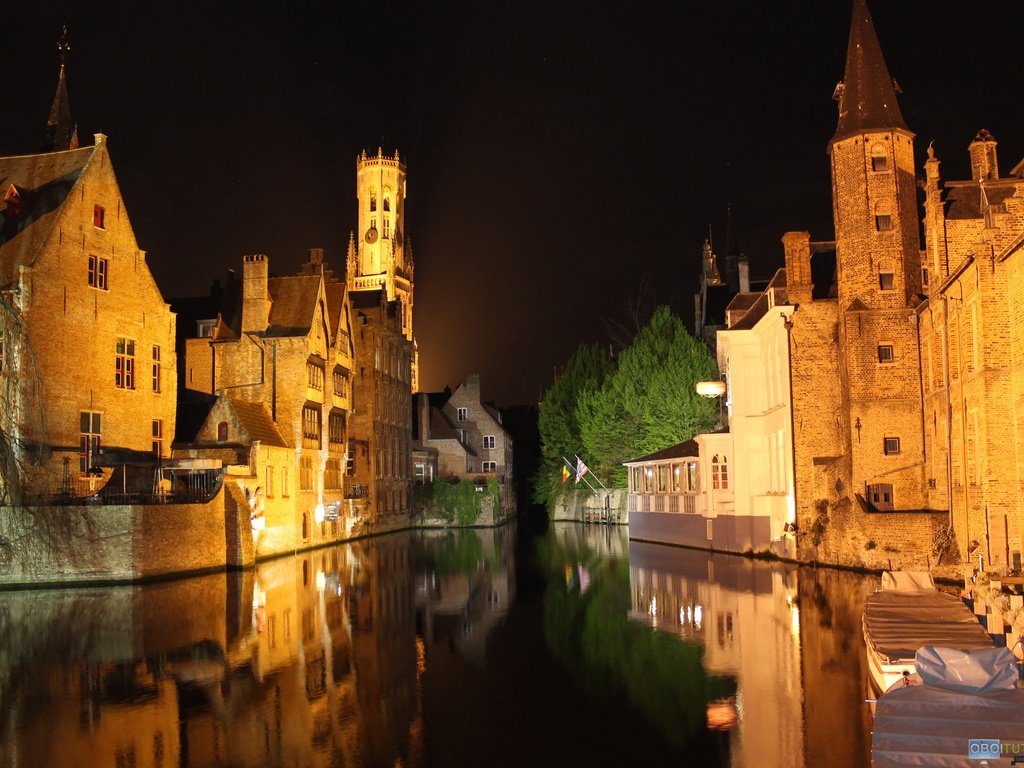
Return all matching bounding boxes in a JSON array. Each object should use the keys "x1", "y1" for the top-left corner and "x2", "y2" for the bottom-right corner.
[
  {"x1": 968, "y1": 129, "x2": 999, "y2": 181},
  {"x1": 242, "y1": 254, "x2": 271, "y2": 333},
  {"x1": 783, "y1": 231, "x2": 813, "y2": 304},
  {"x1": 465, "y1": 373, "x2": 481, "y2": 400},
  {"x1": 418, "y1": 393, "x2": 430, "y2": 444},
  {"x1": 308, "y1": 247, "x2": 324, "y2": 266},
  {"x1": 738, "y1": 259, "x2": 750, "y2": 293}
]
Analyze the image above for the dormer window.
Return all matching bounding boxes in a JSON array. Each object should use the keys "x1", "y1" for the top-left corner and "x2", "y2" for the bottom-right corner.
[{"x1": 93, "y1": 205, "x2": 105, "y2": 229}]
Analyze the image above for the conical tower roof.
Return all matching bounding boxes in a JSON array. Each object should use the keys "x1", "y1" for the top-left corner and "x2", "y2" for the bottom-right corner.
[
  {"x1": 832, "y1": 0, "x2": 908, "y2": 143},
  {"x1": 45, "y1": 28, "x2": 76, "y2": 151}
]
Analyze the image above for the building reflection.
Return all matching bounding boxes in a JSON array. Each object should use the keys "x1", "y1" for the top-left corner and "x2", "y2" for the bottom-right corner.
[
  {"x1": 413, "y1": 527, "x2": 516, "y2": 666},
  {"x1": 626, "y1": 541, "x2": 873, "y2": 768},
  {"x1": 0, "y1": 530, "x2": 426, "y2": 768}
]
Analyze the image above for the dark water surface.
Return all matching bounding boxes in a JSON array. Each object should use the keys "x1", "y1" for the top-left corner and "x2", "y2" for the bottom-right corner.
[{"x1": 0, "y1": 515, "x2": 880, "y2": 767}]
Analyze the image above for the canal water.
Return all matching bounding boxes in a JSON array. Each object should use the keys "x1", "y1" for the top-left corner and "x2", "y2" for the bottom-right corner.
[{"x1": 0, "y1": 515, "x2": 881, "y2": 767}]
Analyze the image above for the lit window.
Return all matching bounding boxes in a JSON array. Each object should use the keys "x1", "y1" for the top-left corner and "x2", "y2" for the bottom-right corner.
[
  {"x1": 302, "y1": 405, "x2": 321, "y2": 449},
  {"x1": 115, "y1": 337, "x2": 135, "y2": 389},
  {"x1": 712, "y1": 455, "x2": 729, "y2": 490},
  {"x1": 457, "y1": 407, "x2": 468, "y2": 422},
  {"x1": 483, "y1": 461, "x2": 497, "y2": 472},
  {"x1": 333, "y1": 367, "x2": 348, "y2": 397},
  {"x1": 879, "y1": 272, "x2": 895, "y2": 291},
  {"x1": 884, "y1": 437, "x2": 901, "y2": 455},
  {"x1": 93, "y1": 204, "x2": 105, "y2": 229},
  {"x1": 152, "y1": 345, "x2": 161, "y2": 392},
  {"x1": 329, "y1": 411, "x2": 345, "y2": 447},
  {"x1": 151, "y1": 419, "x2": 163, "y2": 457},
  {"x1": 79, "y1": 411, "x2": 102, "y2": 473},
  {"x1": 877, "y1": 345, "x2": 894, "y2": 363},
  {"x1": 307, "y1": 361, "x2": 324, "y2": 391},
  {"x1": 88, "y1": 255, "x2": 109, "y2": 290},
  {"x1": 483, "y1": 435, "x2": 496, "y2": 449}
]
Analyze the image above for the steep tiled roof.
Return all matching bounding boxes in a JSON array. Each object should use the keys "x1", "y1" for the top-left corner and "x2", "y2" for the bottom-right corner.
[
  {"x1": 267, "y1": 275, "x2": 321, "y2": 336},
  {"x1": 944, "y1": 182, "x2": 1019, "y2": 220},
  {"x1": 229, "y1": 399, "x2": 288, "y2": 448},
  {"x1": 832, "y1": 0, "x2": 908, "y2": 143},
  {"x1": 0, "y1": 145, "x2": 95, "y2": 285},
  {"x1": 324, "y1": 280, "x2": 349, "y2": 344},
  {"x1": 428, "y1": 408, "x2": 476, "y2": 456}
]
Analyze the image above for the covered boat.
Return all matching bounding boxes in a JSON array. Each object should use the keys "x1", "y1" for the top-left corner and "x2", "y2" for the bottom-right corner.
[
  {"x1": 863, "y1": 571, "x2": 993, "y2": 695},
  {"x1": 872, "y1": 646, "x2": 1024, "y2": 767}
]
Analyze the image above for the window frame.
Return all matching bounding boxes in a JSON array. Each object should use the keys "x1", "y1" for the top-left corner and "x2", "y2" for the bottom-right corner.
[
  {"x1": 79, "y1": 411, "x2": 102, "y2": 474},
  {"x1": 482, "y1": 434, "x2": 496, "y2": 450},
  {"x1": 457, "y1": 407, "x2": 468, "y2": 422},
  {"x1": 88, "y1": 254, "x2": 109, "y2": 290},
  {"x1": 883, "y1": 436, "x2": 901, "y2": 456},
  {"x1": 877, "y1": 344, "x2": 894, "y2": 363},
  {"x1": 115, "y1": 337, "x2": 136, "y2": 389}
]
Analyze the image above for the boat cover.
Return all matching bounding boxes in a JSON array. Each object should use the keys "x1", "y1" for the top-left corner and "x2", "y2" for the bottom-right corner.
[
  {"x1": 881, "y1": 571, "x2": 935, "y2": 591},
  {"x1": 915, "y1": 646, "x2": 1019, "y2": 694},
  {"x1": 864, "y1": 589, "x2": 993, "y2": 663},
  {"x1": 872, "y1": 676, "x2": 1024, "y2": 767}
]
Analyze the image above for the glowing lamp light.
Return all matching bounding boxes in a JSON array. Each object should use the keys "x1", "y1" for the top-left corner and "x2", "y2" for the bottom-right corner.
[
  {"x1": 314, "y1": 504, "x2": 325, "y2": 523},
  {"x1": 696, "y1": 380, "x2": 727, "y2": 398},
  {"x1": 315, "y1": 570, "x2": 326, "y2": 591}
]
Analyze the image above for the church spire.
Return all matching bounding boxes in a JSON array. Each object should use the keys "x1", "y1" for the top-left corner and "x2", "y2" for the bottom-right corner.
[
  {"x1": 45, "y1": 26, "x2": 77, "y2": 152},
  {"x1": 831, "y1": 0, "x2": 907, "y2": 143}
]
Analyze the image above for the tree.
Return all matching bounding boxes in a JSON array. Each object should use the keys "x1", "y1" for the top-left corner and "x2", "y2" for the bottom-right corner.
[
  {"x1": 578, "y1": 306, "x2": 718, "y2": 486},
  {"x1": 533, "y1": 344, "x2": 610, "y2": 504}
]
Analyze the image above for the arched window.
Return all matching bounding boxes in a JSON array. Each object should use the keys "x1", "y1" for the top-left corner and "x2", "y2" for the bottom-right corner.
[
  {"x1": 874, "y1": 201, "x2": 893, "y2": 232},
  {"x1": 370, "y1": 195, "x2": 377, "y2": 212},
  {"x1": 383, "y1": 196, "x2": 390, "y2": 212},
  {"x1": 712, "y1": 455, "x2": 729, "y2": 490},
  {"x1": 217, "y1": 421, "x2": 228, "y2": 442}
]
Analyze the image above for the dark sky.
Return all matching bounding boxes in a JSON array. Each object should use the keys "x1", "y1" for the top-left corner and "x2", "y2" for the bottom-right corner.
[{"x1": 2, "y1": 2, "x2": 1023, "y2": 405}]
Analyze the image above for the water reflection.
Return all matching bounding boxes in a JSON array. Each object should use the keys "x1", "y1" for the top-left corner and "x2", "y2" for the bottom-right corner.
[
  {"x1": 544, "y1": 522, "x2": 877, "y2": 768},
  {"x1": 0, "y1": 522, "x2": 876, "y2": 767},
  {"x1": 0, "y1": 529, "x2": 497, "y2": 768}
]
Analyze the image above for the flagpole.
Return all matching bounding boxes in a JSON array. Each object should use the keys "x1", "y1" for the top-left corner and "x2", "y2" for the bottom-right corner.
[
  {"x1": 575, "y1": 455, "x2": 609, "y2": 491},
  {"x1": 563, "y1": 456, "x2": 599, "y2": 494}
]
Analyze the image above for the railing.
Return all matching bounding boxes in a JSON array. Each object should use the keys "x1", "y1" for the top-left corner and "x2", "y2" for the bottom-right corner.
[
  {"x1": 627, "y1": 492, "x2": 699, "y2": 515},
  {"x1": 344, "y1": 484, "x2": 369, "y2": 499}
]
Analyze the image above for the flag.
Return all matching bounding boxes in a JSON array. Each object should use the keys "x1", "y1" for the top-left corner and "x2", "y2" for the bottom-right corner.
[
  {"x1": 561, "y1": 465, "x2": 570, "y2": 484},
  {"x1": 575, "y1": 457, "x2": 589, "y2": 483}
]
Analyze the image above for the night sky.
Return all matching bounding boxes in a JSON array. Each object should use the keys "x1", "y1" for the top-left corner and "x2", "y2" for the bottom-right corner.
[{"x1": 2, "y1": 2, "x2": 1022, "y2": 405}]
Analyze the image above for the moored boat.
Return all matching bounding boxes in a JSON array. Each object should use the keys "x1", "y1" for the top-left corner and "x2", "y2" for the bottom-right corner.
[
  {"x1": 863, "y1": 571, "x2": 993, "y2": 696},
  {"x1": 872, "y1": 646, "x2": 1024, "y2": 767}
]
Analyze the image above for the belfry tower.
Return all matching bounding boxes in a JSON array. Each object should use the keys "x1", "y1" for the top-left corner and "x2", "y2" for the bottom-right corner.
[
  {"x1": 346, "y1": 147, "x2": 417, "y2": 388},
  {"x1": 347, "y1": 148, "x2": 413, "y2": 336}
]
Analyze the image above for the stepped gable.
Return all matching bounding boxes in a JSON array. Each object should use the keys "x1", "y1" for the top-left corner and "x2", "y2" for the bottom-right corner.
[{"x1": 0, "y1": 146, "x2": 95, "y2": 284}]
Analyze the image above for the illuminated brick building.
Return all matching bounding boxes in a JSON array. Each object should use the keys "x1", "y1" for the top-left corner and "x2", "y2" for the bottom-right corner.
[{"x1": 0, "y1": 59, "x2": 176, "y2": 502}]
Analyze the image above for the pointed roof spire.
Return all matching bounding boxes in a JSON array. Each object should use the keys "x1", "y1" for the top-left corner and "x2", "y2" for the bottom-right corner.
[
  {"x1": 46, "y1": 25, "x2": 76, "y2": 152},
  {"x1": 831, "y1": 0, "x2": 908, "y2": 143}
]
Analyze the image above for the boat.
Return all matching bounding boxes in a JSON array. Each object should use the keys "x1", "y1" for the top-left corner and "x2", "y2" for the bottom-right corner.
[
  {"x1": 872, "y1": 646, "x2": 1024, "y2": 767},
  {"x1": 863, "y1": 571, "x2": 994, "y2": 696}
]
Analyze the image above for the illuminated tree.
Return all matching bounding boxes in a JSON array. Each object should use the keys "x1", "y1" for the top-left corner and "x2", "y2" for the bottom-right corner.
[
  {"x1": 533, "y1": 343, "x2": 610, "y2": 504},
  {"x1": 578, "y1": 306, "x2": 718, "y2": 486}
]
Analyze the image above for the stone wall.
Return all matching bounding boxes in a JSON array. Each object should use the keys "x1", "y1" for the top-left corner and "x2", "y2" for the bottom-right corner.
[
  {"x1": 550, "y1": 489, "x2": 628, "y2": 523},
  {"x1": 0, "y1": 487, "x2": 244, "y2": 585}
]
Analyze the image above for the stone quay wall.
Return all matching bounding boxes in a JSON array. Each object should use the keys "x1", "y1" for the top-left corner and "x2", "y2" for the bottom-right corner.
[{"x1": 0, "y1": 487, "x2": 255, "y2": 586}]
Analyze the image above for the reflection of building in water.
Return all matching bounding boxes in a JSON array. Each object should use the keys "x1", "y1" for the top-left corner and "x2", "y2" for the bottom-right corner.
[
  {"x1": 414, "y1": 527, "x2": 515, "y2": 665},
  {"x1": 0, "y1": 539, "x2": 423, "y2": 768},
  {"x1": 627, "y1": 543, "x2": 803, "y2": 768},
  {"x1": 550, "y1": 520, "x2": 629, "y2": 561}
]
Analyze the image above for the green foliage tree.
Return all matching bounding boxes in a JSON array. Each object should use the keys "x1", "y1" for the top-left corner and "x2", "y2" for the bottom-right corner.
[
  {"x1": 533, "y1": 344, "x2": 610, "y2": 504},
  {"x1": 535, "y1": 306, "x2": 718, "y2": 498}
]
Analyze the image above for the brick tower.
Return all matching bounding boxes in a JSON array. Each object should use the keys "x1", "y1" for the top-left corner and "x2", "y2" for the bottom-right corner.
[{"x1": 830, "y1": 0, "x2": 926, "y2": 512}]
